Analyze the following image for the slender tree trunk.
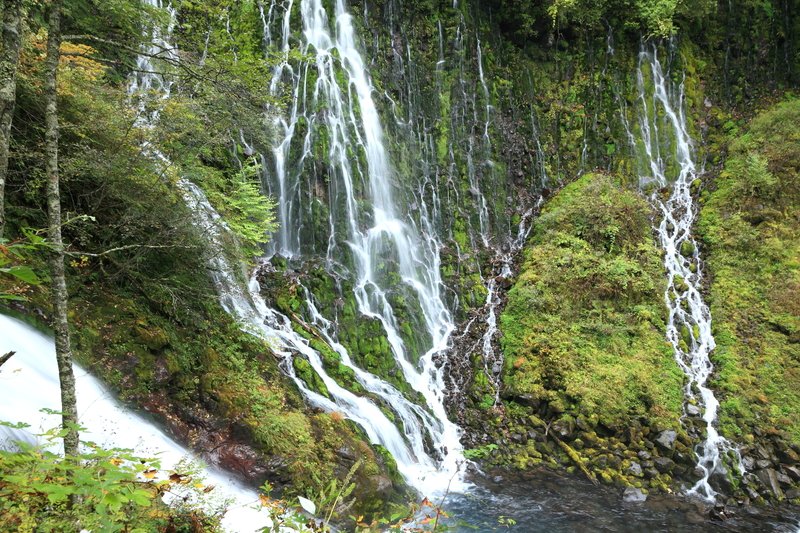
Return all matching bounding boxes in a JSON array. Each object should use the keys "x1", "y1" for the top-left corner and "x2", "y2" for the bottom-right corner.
[
  {"x1": 0, "y1": 0, "x2": 23, "y2": 238},
  {"x1": 44, "y1": 0, "x2": 79, "y2": 458}
]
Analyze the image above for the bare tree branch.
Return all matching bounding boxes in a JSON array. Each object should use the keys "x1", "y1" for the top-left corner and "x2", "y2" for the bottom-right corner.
[
  {"x1": 0, "y1": 351, "x2": 15, "y2": 368},
  {"x1": 65, "y1": 243, "x2": 200, "y2": 257}
]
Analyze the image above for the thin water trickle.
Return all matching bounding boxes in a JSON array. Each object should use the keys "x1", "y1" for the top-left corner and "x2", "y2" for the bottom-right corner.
[{"x1": 628, "y1": 45, "x2": 743, "y2": 502}]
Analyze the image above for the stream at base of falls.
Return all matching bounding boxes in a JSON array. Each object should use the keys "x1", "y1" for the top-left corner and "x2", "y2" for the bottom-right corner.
[
  {"x1": 442, "y1": 470, "x2": 800, "y2": 532},
  {"x1": 2, "y1": 310, "x2": 799, "y2": 532}
]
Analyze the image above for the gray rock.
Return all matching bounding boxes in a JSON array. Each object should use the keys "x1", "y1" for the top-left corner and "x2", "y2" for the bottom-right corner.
[
  {"x1": 628, "y1": 462, "x2": 643, "y2": 477},
  {"x1": 655, "y1": 430, "x2": 677, "y2": 451},
  {"x1": 623, "y1": 487, "x2": 648, "y2": 503},
  {"x1": 785, "y1": 489, "x2": 800, "y2": 500},
  {"x1": 755, "y1": 469, "x2": 784, "y2": 499},
  {"x1": 755, "y1": 445, "x2": 772, "y2": 460},
  {"x1": 783, "y1": 465, "x2": 800, "y2": 481},
  {"x1": 776, "y1": 471, "x2": 792, "y2": 485},
  {"x1": 637, "y1": 450, "x2": 652, "y2": 461},
  {"x1": 756, "y1": 459, "x2": 772, "y2": 469},
  {"x1": 654, "y1": 457, "x2": 675, "y2": 473},
  {"x1": 686, "y1": 404, "x2": 701, "y2": 417}
]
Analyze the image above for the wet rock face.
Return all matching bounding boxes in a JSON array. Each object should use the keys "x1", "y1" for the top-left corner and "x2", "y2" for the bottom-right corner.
[{"x1": 140, "y1": 391, "x2": 279, "y2": 488}]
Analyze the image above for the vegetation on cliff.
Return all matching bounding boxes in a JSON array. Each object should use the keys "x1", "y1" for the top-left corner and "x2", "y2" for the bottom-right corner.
[
  {"x1": 0, "y1": 0, "x2": 402, "y2": 518},
  {"x1": 698, "y1": 99, "x2": 800, "y2": 447},
  {"x1": 501, "y1": 173, "x2": 683, "y2": 430}
]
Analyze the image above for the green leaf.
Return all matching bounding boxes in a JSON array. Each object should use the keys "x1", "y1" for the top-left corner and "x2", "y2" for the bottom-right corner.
[{"x1": 0, "y1": 266, "x2": 40, "y2": 284}]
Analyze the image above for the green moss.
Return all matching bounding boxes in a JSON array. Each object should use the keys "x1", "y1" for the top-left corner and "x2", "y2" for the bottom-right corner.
[
  {"x1": 697, "y1": 99, "x2": 800, "y2": 446},
  {"x1": 500, "y1": 173, "x2": 684, "y2": 431}
]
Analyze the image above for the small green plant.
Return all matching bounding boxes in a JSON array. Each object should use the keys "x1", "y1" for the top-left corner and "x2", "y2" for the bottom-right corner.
[
  {"x1": 0, "y1": 229, "x2": 47, "y2": 301},
  {"x1": 463, "y1": 443, "x2": 499, "y2": 460},
  {"x1": 498, "y1": 515, "x2": 517, "y2": 528},
  {"x1": 0, "y1": 421, "x2": 223, "y2": 532}
]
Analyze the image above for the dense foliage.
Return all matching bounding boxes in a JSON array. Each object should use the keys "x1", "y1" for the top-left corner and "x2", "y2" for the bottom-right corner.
[{"x1": 0, "y1": 434, "x2": 222, "y2": 532}]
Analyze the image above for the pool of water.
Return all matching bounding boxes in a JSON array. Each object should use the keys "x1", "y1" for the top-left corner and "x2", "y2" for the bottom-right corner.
[{"x1": 440, "y1": 470, "x2": 800, "y2": 532}]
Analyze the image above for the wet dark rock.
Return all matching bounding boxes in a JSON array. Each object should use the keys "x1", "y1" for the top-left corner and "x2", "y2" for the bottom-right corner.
[
  {"x1": 623, "y1": 487, "x2": 648, "y2": 503},
  {"x1": 755, "y1": 469, "x2": 784, "y2": 499},
  {"x1": 216, "y1": 443, "x2": 274, "y2": 483},
  {"x1": 709, "y1": 471, "x2": 734, "y2": 494},
  {"x1": 742, "y1": 455, "x2": 756, "y2": 471},
  {"x1": 655, "y1": 430, "x2": 677, "y2": 452},
  {"x1": 778, "y1": 447, "x2": 800, "y2": 463},
  {"x1": 783, "y1": 465, "x2": 800, "y2": 481},
  {"x1": 654, "y1": 457, "x2": 676, "y2": 474}
]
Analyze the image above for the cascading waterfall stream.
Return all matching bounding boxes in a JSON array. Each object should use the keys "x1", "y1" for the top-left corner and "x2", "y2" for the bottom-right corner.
[
  {"x1": 129, "y1": 0, "x2": 465, "y2": 497},
  {"x1": 628, "y1": 45, "x2": 743, "y2": 502},
  {"x1": 183, "y1": 179, "x2": 457, "y2": 487},
  {"x1": 260, "y1": 0, "x2": 467, "y2": 492}
]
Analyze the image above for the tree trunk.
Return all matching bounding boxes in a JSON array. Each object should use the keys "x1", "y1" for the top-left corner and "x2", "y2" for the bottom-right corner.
[
  {"x1": 44, "y1": 0, "x2": 79, "y2": 458},
  {"x1": 0, "y1": 0, "x2": 23, "y2": 238}
]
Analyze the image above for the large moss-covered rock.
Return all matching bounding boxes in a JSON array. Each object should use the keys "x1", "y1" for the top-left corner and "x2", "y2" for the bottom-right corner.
[
  {"x1": 463, "y1": 173, "x2": 689, "y2": 492},
  {"x1": 500, "y1": 173, "x2": 684, "y2": 431}
]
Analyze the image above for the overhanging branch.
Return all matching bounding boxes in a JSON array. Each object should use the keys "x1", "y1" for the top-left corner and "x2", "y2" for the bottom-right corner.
[{"x1": 0, "y1": 351, "x2": 16, "y2": 368}]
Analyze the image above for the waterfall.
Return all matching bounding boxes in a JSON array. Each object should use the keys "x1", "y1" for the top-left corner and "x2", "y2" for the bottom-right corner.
[
  {"x1": 259, "y1": 0, "x2": 467, "y2": 493},
  {"x1": 628, "y1": 45, "x2": 743, "y2": 502},
  {"x1": 0, "y1": 315, "x2": 278, "y2": 532},
  {"x1": 183, "y1": 181, "x2": 463, "y2": 489}
]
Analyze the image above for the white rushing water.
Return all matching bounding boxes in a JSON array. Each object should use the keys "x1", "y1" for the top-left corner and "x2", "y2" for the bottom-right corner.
[
  {"x1": 182, "y1": 180, "x2": 462, "y2": 489},
  {"x1": 0, "y1": 314, "x2": 277, "y2": 532},
  {"x1": 123, "y1": 0, "x2": 466, "y2": 499},
  {"x1": 259, "y1": 0, "x2": 467, "y2": 493},
  {"x1": 629, "y1": 45, "x2": 743, "y2": 502}
]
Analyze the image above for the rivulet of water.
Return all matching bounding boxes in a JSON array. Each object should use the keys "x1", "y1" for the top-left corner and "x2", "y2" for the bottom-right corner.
[{"x1": 626, "y1": 44, "x2": 743, "y2": 502}]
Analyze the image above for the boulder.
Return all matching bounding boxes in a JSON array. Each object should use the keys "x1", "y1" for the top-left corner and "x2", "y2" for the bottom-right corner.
[
  {"x1": 655, "y1": 430, "x2": 678, "y2": 452},
  {"x1": 628, "y1": 462, "x2": 643, "y2": 477},
  {"x1": 654, "y1": 457, "x2": 675, "y2": 474},
  {"x1": 755, "y1": 469, "x2": 784, "y2": 499},
  {"x1": 623, "y1": 487, "x2": 648, "y2": 503}
]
